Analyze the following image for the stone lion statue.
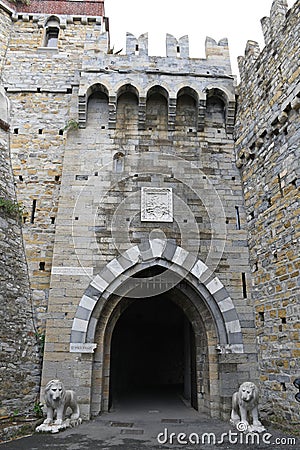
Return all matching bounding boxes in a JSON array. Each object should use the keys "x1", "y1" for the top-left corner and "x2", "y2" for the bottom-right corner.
[
  {"x1": 43, "y1": 379, "x2": 80, "y2": 426},
  {"x1": 230, "y1": 382, "x2": 265, "y2": 432}
]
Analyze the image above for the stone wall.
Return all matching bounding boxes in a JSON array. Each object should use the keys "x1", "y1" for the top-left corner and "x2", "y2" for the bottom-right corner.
[
  {"x1": 0, "y1": 3, "x2": 11, "y2": 66},
  {"x1": 2, "y1": 9, "x2": 107, "y2": 327},
  {"x1": 235, "y1": 0, "x2": 300, "y2": 427},
  {"x1": 0, "y1": 0, "x2": 299, "y2": 429},
  {"x1": 0, "y1": 0, "x2": 106, "y2": 417},
  {"x1": 0, "y1": 96, "x2": 41, "y2": 417},
  {"x1": 39, "y1": 28, "x2": 258, "y2": 420}
]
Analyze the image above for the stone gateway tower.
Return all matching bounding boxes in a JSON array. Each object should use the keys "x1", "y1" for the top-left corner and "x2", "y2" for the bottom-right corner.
[{"x1": 0, "y1": 0, "x2": 299, "y2": 430}]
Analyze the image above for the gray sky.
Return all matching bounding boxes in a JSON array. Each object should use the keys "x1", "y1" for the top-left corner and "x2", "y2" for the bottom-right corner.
[{"x1": 105, "y1": 0, "x2": 296, "y2": 76}]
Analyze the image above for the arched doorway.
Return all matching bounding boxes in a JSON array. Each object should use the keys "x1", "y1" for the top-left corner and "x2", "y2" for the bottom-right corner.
[
  {"x1": 109, "y1": 294, "x2": 198, "y2": 411},
  {"x1": 70, "y1": 241, "x2": 245, "y2": 418}
]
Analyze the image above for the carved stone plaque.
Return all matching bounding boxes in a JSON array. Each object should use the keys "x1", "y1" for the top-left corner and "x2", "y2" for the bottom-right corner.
[{"x1": 141, "y1": 187, "x2": 173, "y2": 222}]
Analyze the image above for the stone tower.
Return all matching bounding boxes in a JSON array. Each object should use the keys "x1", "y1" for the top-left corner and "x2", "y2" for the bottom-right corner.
[
  {"x1": 236, "y1": 0, "x2": 300, "y2": 428},
  {"x1": 0, "y1": 0, "x2": 257, "y2": 420},
  {"x1": 41, "y1": 26, "x2": 259, "y2": 419},
  {"x1": 0, "y1": 0, "x2": 298, "y2": 430}
]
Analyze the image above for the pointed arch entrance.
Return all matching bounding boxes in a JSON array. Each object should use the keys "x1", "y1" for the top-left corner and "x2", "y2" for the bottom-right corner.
[{"x1": 70, "y1": 240, "x2": 244, "y2": 417}]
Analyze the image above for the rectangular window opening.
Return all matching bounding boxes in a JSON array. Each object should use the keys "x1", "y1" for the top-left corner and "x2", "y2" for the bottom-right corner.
[
  {"x1": 258, "y1": 311, "x2": 264, "y2": 322},
  {"x1": 46, "y1": 28, "x2": 59, "y2": 48},
  {"x1": 30, "y1": 199, "x2": 37, "y2": 224},
  {"x1": 241, "y1": 272, "x2": 247, "y2": 298},
  {"x1": 38, "y1": 129, "x2": 43, "y2": 135},
  {"x1": 14, "y1": 128, "x2": 19, "y2": 134},
  {"x1": 235, "y1": 206, "x2": 241, "y2": 230},
  {"x1": 277, "y1": 174, "x2": 284, "y2": 197},
  {"x1": 50, "y1": 217, "x2": 55, "y2": 224},
  {"x1": 54, "y1": 175, "x2": 60, "y2": 182},
  {"x1": 39, "y1": 261, "x2": 45, "y2": 271}
]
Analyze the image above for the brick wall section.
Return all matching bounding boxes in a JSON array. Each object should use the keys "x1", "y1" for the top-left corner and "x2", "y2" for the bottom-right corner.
[
  {"x1": 4, "y1": 0, "x2": 105, "y2": 16},
  {"x1": 0, "y1": 117, "x2": 41, "y2": 417},
  {"x1": 235, "y1": 0, "x2": 300, "y2": 427}
]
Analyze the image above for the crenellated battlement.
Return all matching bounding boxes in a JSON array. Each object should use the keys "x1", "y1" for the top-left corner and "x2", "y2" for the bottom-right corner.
[
  {"x1": 0, "y1": 0, "x2": 299, "y2": 431},
  {"x1": 238, "y1": 0, "x2": 298, "y2": 74},
  {"x1": 236, "y1": 0, "x2": 299, "y2": 157},
  {"x1": 83, "y1": 31, "x2": 233, "y2": 78},
  {"x1": 79, "y1": 31, "x2": 235, "y2": 132},
  {"x1": 126, "y1": 32, "x2": 149, "y2": 56},
  {"x1": 235, "y1": 0, "x2": 300, "y2": 429},
  {"x1": 124, "y1": 32, "x2": 230, "y2": 62}
]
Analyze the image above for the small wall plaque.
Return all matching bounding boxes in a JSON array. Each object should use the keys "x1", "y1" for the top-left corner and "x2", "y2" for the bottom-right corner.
[
  {"x1": 51, "y1": 267, "x2": 93, "y2": 276},
  {"x1": 70, "y1": 343, "x2": 97, "y2": 353},
  {"x1": 141, "y1": 187, "x2": 173, "y2": 222}
]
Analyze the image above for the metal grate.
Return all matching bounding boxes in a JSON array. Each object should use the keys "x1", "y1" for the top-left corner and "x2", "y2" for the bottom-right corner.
[
  {"x1": 120, "y1": 428, "x2": 144, "y2": 435},
  {"x1": 110, "y1": 422, "x2": 134, "y2": 428},
  {"x1": 161, "y1": 418, "x2": 183, "y2": 423}
]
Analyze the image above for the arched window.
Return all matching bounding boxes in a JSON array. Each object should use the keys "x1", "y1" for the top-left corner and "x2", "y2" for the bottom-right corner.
[
  {"x1": 113, "y1": 152, "x2": 125, "y2": 173},
  {"x1": 86, "y1": 84, "x2": 109, "y2": 128},
  {"x1": 116, "y1": 85, "x2": 139, "y2": 131},
  {"x1": 145, "y1": 86, "x2": 168, "y2": 131},
  {"x1": 176, "y1": 87, "x2": 198, "y2": 131},
  {"x1": 44, "y1": 17, "x2": 60, "y2": 48},
  {"x1": 205, "y1": 88, "x2": 226, "y2": 128}
]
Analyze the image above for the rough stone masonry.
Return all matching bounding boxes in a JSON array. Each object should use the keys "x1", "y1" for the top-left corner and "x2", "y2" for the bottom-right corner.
[
  {"x1": 0, "y1": 0, "x2": 298, "y2": 431},
  {"x1": 235, "y1": 0, "x2": 300, "y2": 429}
]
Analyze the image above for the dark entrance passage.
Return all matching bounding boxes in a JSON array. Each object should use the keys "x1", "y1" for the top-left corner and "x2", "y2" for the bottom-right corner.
[{"x1": 109, "y1": 295, "x2": 197, "y2": 410}]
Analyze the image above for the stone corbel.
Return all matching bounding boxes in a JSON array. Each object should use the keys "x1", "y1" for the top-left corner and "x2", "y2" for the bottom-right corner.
[
  {"x1": 291, "y1": 96, "x2": 300, "y2": 111},
  {"x1": 37, "y1": 16, "x2": 45, "y2": 28},
  {"x1": 197, "y1": 99, "x2": 206, "y2": 132},
  {"x1": 78, "y1": 95, "x2": 87, "y2": 128},
  {"x1": 60, "y1": 17, "x2": 67, "y2": 30},
  {"x1": 168, "y1": 97, "x2": 177, "y2": 131},
  {"x1": 226, "y1": 100, "x2": 235, "y2": 134},
  {"x1": 138, "y1": 97, "x2": 146, "y2": 130},
  {"x1": 108, "y1": 95, "x2": 117, "y2": 129}
]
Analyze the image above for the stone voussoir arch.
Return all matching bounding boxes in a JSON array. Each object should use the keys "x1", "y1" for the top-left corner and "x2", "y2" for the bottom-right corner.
[{"x1": 70, "y1": 240, "x2": 244, "y2": 354}]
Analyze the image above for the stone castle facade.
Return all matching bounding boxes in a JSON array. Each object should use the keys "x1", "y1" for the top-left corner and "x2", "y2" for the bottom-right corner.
[{"x1": 0, "y1": 0, "x2": 299, "y2": 430}]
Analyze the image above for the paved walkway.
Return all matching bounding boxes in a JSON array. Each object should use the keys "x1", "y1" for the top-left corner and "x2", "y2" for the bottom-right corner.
[{"x1": 0, "y1": 391, "x2": 298, "y2": 449}]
